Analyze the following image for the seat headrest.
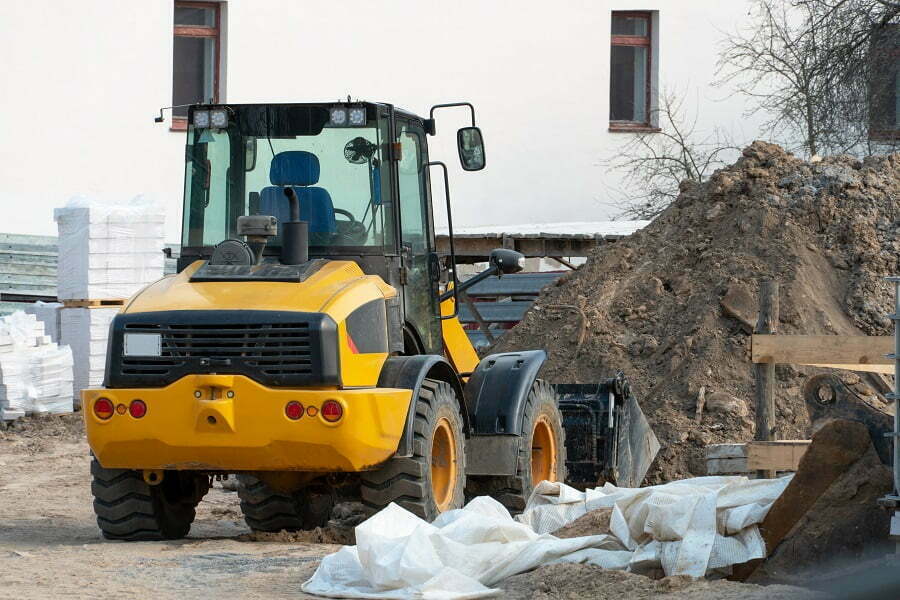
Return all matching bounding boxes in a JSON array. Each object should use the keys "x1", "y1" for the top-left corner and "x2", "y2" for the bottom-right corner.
[{"x1": 270, "y1": 151, "x2": 320, "y2": 186}]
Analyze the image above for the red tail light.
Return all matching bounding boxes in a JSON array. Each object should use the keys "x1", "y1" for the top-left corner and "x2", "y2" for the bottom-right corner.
[
  {"x1": 93, "y1": 398, "x2": 114, "y2": 420},
  {"x1": 129, "y1": 399, "x2": 147, "y2": 419},
  {"x1": 321, "y1": 400, "x2": 343, "y2": 423},
  {"x1": 285, "y1": 401, "x2": 304, "y2": 420}
]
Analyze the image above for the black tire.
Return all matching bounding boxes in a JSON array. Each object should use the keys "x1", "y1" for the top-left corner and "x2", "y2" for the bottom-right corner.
[
  {"x1": 466, "y1": 380, "x2": 567, "y2": 513},
  {"x1": 236, "y1": 476, "x2": 333, "y2": 532},
  {"x1": 360, "y1": 379, "x2": 466, "y2": 521},
  {"x1": 91, "y1": 457, "x2": 206, "y2": 541}
]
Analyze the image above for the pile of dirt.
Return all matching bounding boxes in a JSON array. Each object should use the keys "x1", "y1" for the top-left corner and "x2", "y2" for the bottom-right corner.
[
  {"x1": 500, "y1": 563, "x2": 823, "y2": 599},
  {"x1": 496, "y1": 142, "x2": 899, "y2": 482},
  {"x1": 552, "y1": 507, "x2": 613, "y2": 539},
  {"x1": 0, "y1": 413, "x2": 84, "y2": 452},
  {"x1": 238, "y1": 502, "x2": 369, "y2": 546}
]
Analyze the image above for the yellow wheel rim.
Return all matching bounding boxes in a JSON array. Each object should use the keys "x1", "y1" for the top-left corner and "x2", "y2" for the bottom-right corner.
[
  {"x1": 431, "y1": 417, "x2": 457, "y2": 512},
  {"x1": 531, "y1": 415, "x2": 557, "y2": 486}
]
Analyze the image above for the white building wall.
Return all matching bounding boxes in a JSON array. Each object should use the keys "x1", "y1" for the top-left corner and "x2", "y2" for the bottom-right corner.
[{"x1": 0, "y1": 0, "x2": 762, "y2": 241}]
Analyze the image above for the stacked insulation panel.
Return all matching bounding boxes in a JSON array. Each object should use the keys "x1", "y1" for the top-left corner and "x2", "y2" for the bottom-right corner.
[
  {"x1": 0, "y1": 312, "x2": 74, "y2": 420},
  {"x1": 54, "y1": 197, "x2": 166, "y2": 404}
]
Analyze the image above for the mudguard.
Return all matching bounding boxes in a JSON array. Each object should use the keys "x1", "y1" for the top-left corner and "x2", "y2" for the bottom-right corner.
[
  {"x1": 463, "y1": 350, "x2": 547, "y2": 435},
  {"x1": 377, "y1": 355, "x2": 467, "y2": 458}
]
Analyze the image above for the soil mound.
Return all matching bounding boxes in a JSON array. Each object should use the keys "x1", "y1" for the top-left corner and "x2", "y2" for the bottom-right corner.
[
  {"x1": 500, "y1": 563, "x2": 823, "y2": 599},
  {"x1": 0, "y1": 413, "x2": 84, "y2": 453},
  {"x1": 496, "y1": 142, "x2": 899, "y2": 481}
]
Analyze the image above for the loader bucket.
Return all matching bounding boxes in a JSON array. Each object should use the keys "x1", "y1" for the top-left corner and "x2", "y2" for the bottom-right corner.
[{"x1": 554, "y1": 376, "x2": 660, "y2": 489}]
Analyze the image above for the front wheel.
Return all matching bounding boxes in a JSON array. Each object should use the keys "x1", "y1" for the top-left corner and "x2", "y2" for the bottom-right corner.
[
  {"x1": 466, "y1": 380, "x2": 567, "y2": 512},
  {"x1": 360, "y1": 379, "x2": 466, "y2": 521}
]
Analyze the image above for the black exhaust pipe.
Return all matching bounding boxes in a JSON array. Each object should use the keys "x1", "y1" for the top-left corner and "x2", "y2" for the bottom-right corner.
[{"x1": 281, "y1": 187, "x2": 308, "y2": 265}]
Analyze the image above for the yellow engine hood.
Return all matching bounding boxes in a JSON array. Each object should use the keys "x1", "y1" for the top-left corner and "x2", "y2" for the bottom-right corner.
[{"x1": 124, "y1": 259, "x2": 397, "y2": 324}]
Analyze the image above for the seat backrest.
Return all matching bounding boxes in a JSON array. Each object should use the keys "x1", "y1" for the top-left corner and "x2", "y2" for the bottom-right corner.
[
  {"x1": 259, "y1": 186, "x2": 336, "y2": 234},
  {"x1": 259, "y1": 150, "x2": 336, "y2": 234}
]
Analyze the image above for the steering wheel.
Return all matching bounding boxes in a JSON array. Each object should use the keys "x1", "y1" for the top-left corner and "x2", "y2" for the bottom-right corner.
[{"x1": 333, "y1": 208, "x2": 367, "y2": 244}]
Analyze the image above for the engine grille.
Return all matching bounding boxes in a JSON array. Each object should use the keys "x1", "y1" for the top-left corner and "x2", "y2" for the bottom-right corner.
[{"x1": 105, "y1": 310, "x2": 340, "y2": 388}]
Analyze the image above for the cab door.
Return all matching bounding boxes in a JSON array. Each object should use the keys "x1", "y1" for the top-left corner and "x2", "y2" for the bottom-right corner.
[{"x1": 394, "y1": 117, "x2": 442, "y2": 354}]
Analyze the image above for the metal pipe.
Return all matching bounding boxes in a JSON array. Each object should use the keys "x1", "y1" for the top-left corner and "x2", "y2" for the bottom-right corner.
[{"x1": 890, "y1": 277, "x2": 900, "y2": 496}]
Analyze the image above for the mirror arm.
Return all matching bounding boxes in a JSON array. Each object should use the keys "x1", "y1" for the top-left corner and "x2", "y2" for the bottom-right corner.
[
  {"x1": 426, "y1": 161, "x2": 461, "y2": 320},
  {"x1": 438, "y1": 262, "x2": 499, "y2": 303},
  {"x1": 426, "y1": 102, "x2": 477, "y2": 135}
]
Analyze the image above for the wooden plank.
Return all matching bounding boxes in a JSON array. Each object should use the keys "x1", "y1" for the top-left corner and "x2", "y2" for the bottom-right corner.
[
  {"x1": 805, "y1": 363, "x2": 894, "y2": 375},
  {"x1": 746, "y1": 440, "x2": 811, "y2": 471},
  {"x1": 62, "y1": 299, "x2": 125, "y2": 308},
  {"x1": 751, "y1": 335, "x2": 893, "y2": 366}
]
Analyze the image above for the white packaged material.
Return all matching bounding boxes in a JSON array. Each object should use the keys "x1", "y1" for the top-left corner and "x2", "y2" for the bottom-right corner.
[
  {"x1": 60, "y1": 307, "x2": 118, "y2": 403},
  {"x1": 302, "y1": 476, "x2": 793, "y2": 599},
  {"x1": 27, "y1": 344, "x2": 74, "y2": 414},
  {"x1": 0, "y1": 311, "x2": 75, "y2": 419},
  {"x1": 54, "y1": 195, "x2": 166, "y2": 300},
  {"x1": 25, "y1": 301, "x2": 62, "y2": 343}
]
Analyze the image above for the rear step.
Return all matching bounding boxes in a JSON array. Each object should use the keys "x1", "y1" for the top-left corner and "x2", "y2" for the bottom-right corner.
[{"x1": 554, "y1": 374, "x2": 660, "y2": 489}]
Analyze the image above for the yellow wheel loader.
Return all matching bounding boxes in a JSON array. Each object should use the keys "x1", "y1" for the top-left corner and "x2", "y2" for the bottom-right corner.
[{"x1": 83, "y1": 101, "x2": 658, "y2": 540}]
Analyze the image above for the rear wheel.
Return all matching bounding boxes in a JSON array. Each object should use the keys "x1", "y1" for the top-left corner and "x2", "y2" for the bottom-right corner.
[
  {"x1": 360, "y1": 379, "x2": 466, "y2": 521},
  {"x1": 237, "y1": 477, "x2": 334, "y2": 532},
  {"x1": 466, "y1": 380, "x2": 567, "y2": 513},
  {"x1": 91, "y1": 458, "x2": 207, "y2": 541}
]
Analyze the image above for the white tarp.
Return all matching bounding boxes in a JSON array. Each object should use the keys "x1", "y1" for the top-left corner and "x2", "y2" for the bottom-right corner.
[{"x1": 302, "y1": 475, "x2": 793, "y2": 599}]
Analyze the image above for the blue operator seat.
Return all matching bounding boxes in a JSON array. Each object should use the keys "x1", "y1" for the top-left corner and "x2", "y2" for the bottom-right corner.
[{"x1": 259, "y1": 151, "x2": 336, "y2": 235}]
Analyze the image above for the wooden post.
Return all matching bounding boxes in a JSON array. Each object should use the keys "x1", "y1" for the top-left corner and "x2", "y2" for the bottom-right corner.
[{"x1": 754, "y1": 279, "x2": 779, "y2": 479}]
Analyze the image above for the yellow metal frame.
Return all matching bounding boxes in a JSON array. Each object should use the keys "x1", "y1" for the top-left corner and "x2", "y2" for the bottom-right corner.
[
  {"x1": 83, "y1": 256, "x2": 485, "y2": 475},
  {"x1": 83, "y1": 374, "x2": 412, "y2": 472}
]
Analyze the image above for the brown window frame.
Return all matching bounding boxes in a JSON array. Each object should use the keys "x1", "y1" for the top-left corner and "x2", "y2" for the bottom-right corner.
[
  {"x1": 609, "y1": 11, "x2": 659, "y2": 133},
  {"x1": 171, "y1": 1, "x2": 221, "y2": 132}
]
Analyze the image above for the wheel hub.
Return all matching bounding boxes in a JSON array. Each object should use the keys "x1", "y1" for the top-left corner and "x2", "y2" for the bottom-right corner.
[
  {"x1": 531, "y1": 415, "x2": 557, "y2": 486},
  {"x1": 431, "y1": 417, "x2": 457, "y2": 512}
]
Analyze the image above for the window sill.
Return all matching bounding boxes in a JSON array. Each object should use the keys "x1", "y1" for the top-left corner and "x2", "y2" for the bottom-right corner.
[
  {"x1": 608, "y1": 123, "x2": 661, "y2": 133},
  {"x1": 869, "y1": 129, "x2": 900, "y2": 141},
  {"x1": 170, "y1": 117, "x2": 188, "y2": 132}
]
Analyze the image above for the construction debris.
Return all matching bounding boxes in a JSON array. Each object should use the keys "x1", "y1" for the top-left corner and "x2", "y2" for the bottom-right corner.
[{"x1": 496, "y1": 143, "x2": 900, "y2": 482}]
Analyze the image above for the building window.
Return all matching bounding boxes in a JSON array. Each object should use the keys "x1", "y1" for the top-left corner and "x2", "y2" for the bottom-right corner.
[
  {"x1": 869, "y1": 25, "x2": 899, "y2": 141},
  {"x1": 172, "y1": 1, "x2": 221, "y2": 130},
  {"x1": 609, "y1": 11, "x2": 656, "y2": 131}
]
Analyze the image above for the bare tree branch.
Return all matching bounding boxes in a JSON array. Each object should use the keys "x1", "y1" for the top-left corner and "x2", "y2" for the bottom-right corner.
[
  {"x1": 717, "y1": 0, "x2": 900, "y2": 157},
  {"x1": 603, "y1": 92, "x2": 742, "y2": 220}
]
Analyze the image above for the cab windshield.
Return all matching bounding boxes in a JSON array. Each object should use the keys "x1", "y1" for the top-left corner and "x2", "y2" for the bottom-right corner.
[{"x1": 182, "y1": 104, "x2": 394, "y2": 253}]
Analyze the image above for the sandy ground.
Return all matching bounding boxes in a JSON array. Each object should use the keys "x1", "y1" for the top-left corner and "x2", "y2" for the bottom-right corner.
[
  {"x1": 0, "y1": 415, "x2": 839, "y2": 600},
  {"x1": 0, "y1": 418, "x2": 330, "y2": 600}
]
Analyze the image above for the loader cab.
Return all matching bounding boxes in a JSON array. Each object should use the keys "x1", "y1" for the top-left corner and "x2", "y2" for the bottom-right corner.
[{"x1": 177, "y1": 101, "x2": 484, "y2": 357}]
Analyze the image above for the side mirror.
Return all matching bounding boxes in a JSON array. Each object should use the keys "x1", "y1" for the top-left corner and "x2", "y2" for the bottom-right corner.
[
  {"x1": 489, "y1": 248, "x2": 525, "y2": 275},
  {"x1": 457, "y1": 126, "x2": 486, "y2": 171}
]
